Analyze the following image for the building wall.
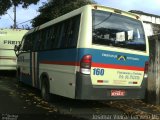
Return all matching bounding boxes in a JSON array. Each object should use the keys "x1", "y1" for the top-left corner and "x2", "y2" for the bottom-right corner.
[
  {"x1": 140, "y1": 15, "x2": 160, "y2": 24},
  {"x1": 148, "y1": 34, "x2": 160, "y2": 105},
  {"x1": 140, "y1": 14, "x2": 160, "y2": 36},
  {"x1": 129, "y1": 11, "x2": 160, "y2": 36},
  {"x1": 143, "y1": 23, "x2": 154, "y2": 36}
]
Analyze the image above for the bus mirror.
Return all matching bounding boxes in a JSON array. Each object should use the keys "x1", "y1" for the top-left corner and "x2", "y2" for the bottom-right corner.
[
  {"x1": 14, "y1": 45, "x2": 20, "y2": 57},
  {"x1": 14, "y1": 45, "x2": 20, "y2": 51},
  {"x1": 14, "y1": 45, "x2": 20, "y2": 52}
]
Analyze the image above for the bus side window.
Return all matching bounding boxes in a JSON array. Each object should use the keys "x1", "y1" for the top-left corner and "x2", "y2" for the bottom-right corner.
[
  {"x1": 57, "y1": 23, "x2": 65, "y2": 48},
  {"x1": 50, "y1": 27, "x2": 56, "y2": 49},
  {"x1": 68, "y1": 15, "x2": 81, "y2": 48},
  {"x1": 53, "y1": 23, "x2": 62, "y2": 49},
  {"x1": 45, "y1": 26, "x2": 56, "y2": 50},
  {"x1": 45, "y1": 27, "x2": 51, "y2": 50},
  {"x1": 22, "y1": 38, "x2": 28, "y2": 51},
  {"x1": 33, "y1": 32, "x2": 40, "y2": 51},
  {"x1": 30, "y1": 34, "x2": 35, "y2": 51},
  {"x1": 59, "y1": 15, "x2": 81, "y2": 49},
  {"x1": 60, "y1": 20, "x2": 70, "y2": 48},
  {"x1": 36, "y1": 31, "x2": 44, "y2": 51},
  {"x1": 23, "y1": 35, "x2": 32, "y2": 51},
  {"x1": 20, "y1": 38, "x2": 25, "y2": 51},
  {"x1": 32, "y1": 14, "x2": 81, "y2": 50},
  {"x1": 67, "y1": 20, "x2": 73, "y2": 47},
  {"x1": 39, "y1": 30, "x2": 47, "y2": 50},
  {"x1": 32, "y1": 33, "x2": 38, "y2": 51}
]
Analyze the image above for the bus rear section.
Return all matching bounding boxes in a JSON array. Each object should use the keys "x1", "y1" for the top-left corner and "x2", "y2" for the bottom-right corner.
[{"x1": 75, "y1": 7, "x2": 149, "y2": 100}]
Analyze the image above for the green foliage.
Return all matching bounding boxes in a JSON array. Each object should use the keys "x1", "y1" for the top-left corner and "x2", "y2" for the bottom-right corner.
[
  {"x1": 0, "y1": 0, "x2": 12, "y2": 15},
  {"x1": 32, "y1": 0, "x2": 96, "y2": 27},
  {"x1": 0, "y1": 0, "x2": 39, "y2": 15}
]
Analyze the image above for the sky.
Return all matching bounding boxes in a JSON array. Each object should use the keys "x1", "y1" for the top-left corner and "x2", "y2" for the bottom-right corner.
[{"x1": 0, "y1": 0, "x2": 160, "y2": 28}]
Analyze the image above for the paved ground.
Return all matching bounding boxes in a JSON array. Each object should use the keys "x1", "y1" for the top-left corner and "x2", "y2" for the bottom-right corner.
[
  {"x1": 0, "y1": 73, "x2": 129, "y2": 120},
  {"x1": 1, "y1": 72, "x2": 160, "y2": 120},
  {"x1": 0, "y1": 76, "x2": 85, "y2": 120},
  {"x1": 0, "y1": 77, "x2": 125, "y2": 120}
]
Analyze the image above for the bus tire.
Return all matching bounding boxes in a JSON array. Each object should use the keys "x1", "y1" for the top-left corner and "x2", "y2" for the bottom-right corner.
[{"x1": 41, "y1": 78, "x2": 50, "y2": 102}]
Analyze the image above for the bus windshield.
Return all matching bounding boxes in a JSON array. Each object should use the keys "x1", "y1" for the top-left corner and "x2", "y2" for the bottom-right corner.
[{"x1": 92, "y1": 10, "x2": 146, "y2": 51}]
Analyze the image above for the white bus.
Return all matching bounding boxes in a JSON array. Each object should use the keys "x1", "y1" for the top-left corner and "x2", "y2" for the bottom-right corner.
[
  {"x1": 15, "y1": 4, "x2": 149, "y2": 101},
  {"x1": 0, "y1": 29, "x2": 28, "y2": 70}
]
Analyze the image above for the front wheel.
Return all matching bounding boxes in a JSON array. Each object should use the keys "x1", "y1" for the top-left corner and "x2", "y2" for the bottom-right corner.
[{"x1": 41, "y1": 78, "x2": 50, "y2": 102}]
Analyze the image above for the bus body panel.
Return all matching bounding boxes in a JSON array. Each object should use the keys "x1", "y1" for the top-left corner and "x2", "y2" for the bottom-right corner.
[
  {"x1": 75, "y1": 72, "x2": 147, "y2": 100},
  {"x1": 78, "y1": 48, "x2": 148, "y2": 87},
  {"x1": 18, "y1": 50, "x2": 78, "y2": 98},
  {"x1": 18, "y1": 53, "x2": 32, "y2": 85},
  {"x1": 38, "y1": 49, "x2": 78, "y2": 98}
]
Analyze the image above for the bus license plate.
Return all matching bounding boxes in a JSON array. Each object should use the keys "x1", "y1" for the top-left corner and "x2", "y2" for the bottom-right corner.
[{"x1": 111, "y1": 90, "x2": 126, "y2": 96}]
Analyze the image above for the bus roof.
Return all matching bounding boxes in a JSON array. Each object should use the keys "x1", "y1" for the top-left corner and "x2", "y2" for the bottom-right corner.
[
  {"x1": 25, "y1": 4, "x2": 141, "y2": 36},
  {"x1": 91, "y1": 4, "x2": 140, "y2": 19}
]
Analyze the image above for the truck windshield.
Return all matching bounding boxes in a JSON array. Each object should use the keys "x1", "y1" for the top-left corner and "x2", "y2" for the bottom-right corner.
[{"x1": 92, "y1": 10, "x2": 146, "y2": 51}]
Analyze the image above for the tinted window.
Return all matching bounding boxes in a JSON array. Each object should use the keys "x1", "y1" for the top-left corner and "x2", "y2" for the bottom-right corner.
[
  {"x1": 21, "y1": 14, "x2": 81, "y2": 51},
  {"x1": 57, "y1": 14, "x2": 81, "y2": 49},
  {"x1": 46, "y1": 14, "x2": 81, "y2": 49},
  {"x1": 21, "y1": 35, "x2": 32, "y2": 51},
  {"x1": 92, "y1": 10, "x2": 146, "y2": 51}
]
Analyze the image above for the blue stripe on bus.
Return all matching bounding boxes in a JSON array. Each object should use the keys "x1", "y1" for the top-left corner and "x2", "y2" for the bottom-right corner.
[
  {"x1": 39, "y1": 49, "x2": 78, "y2": 62},
  {"x1": 78, "y1": 48, "x2": 148, "y2": 67},
  {"x1": 38, "y1": 48, "x2": 148, "y2": 67}
]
